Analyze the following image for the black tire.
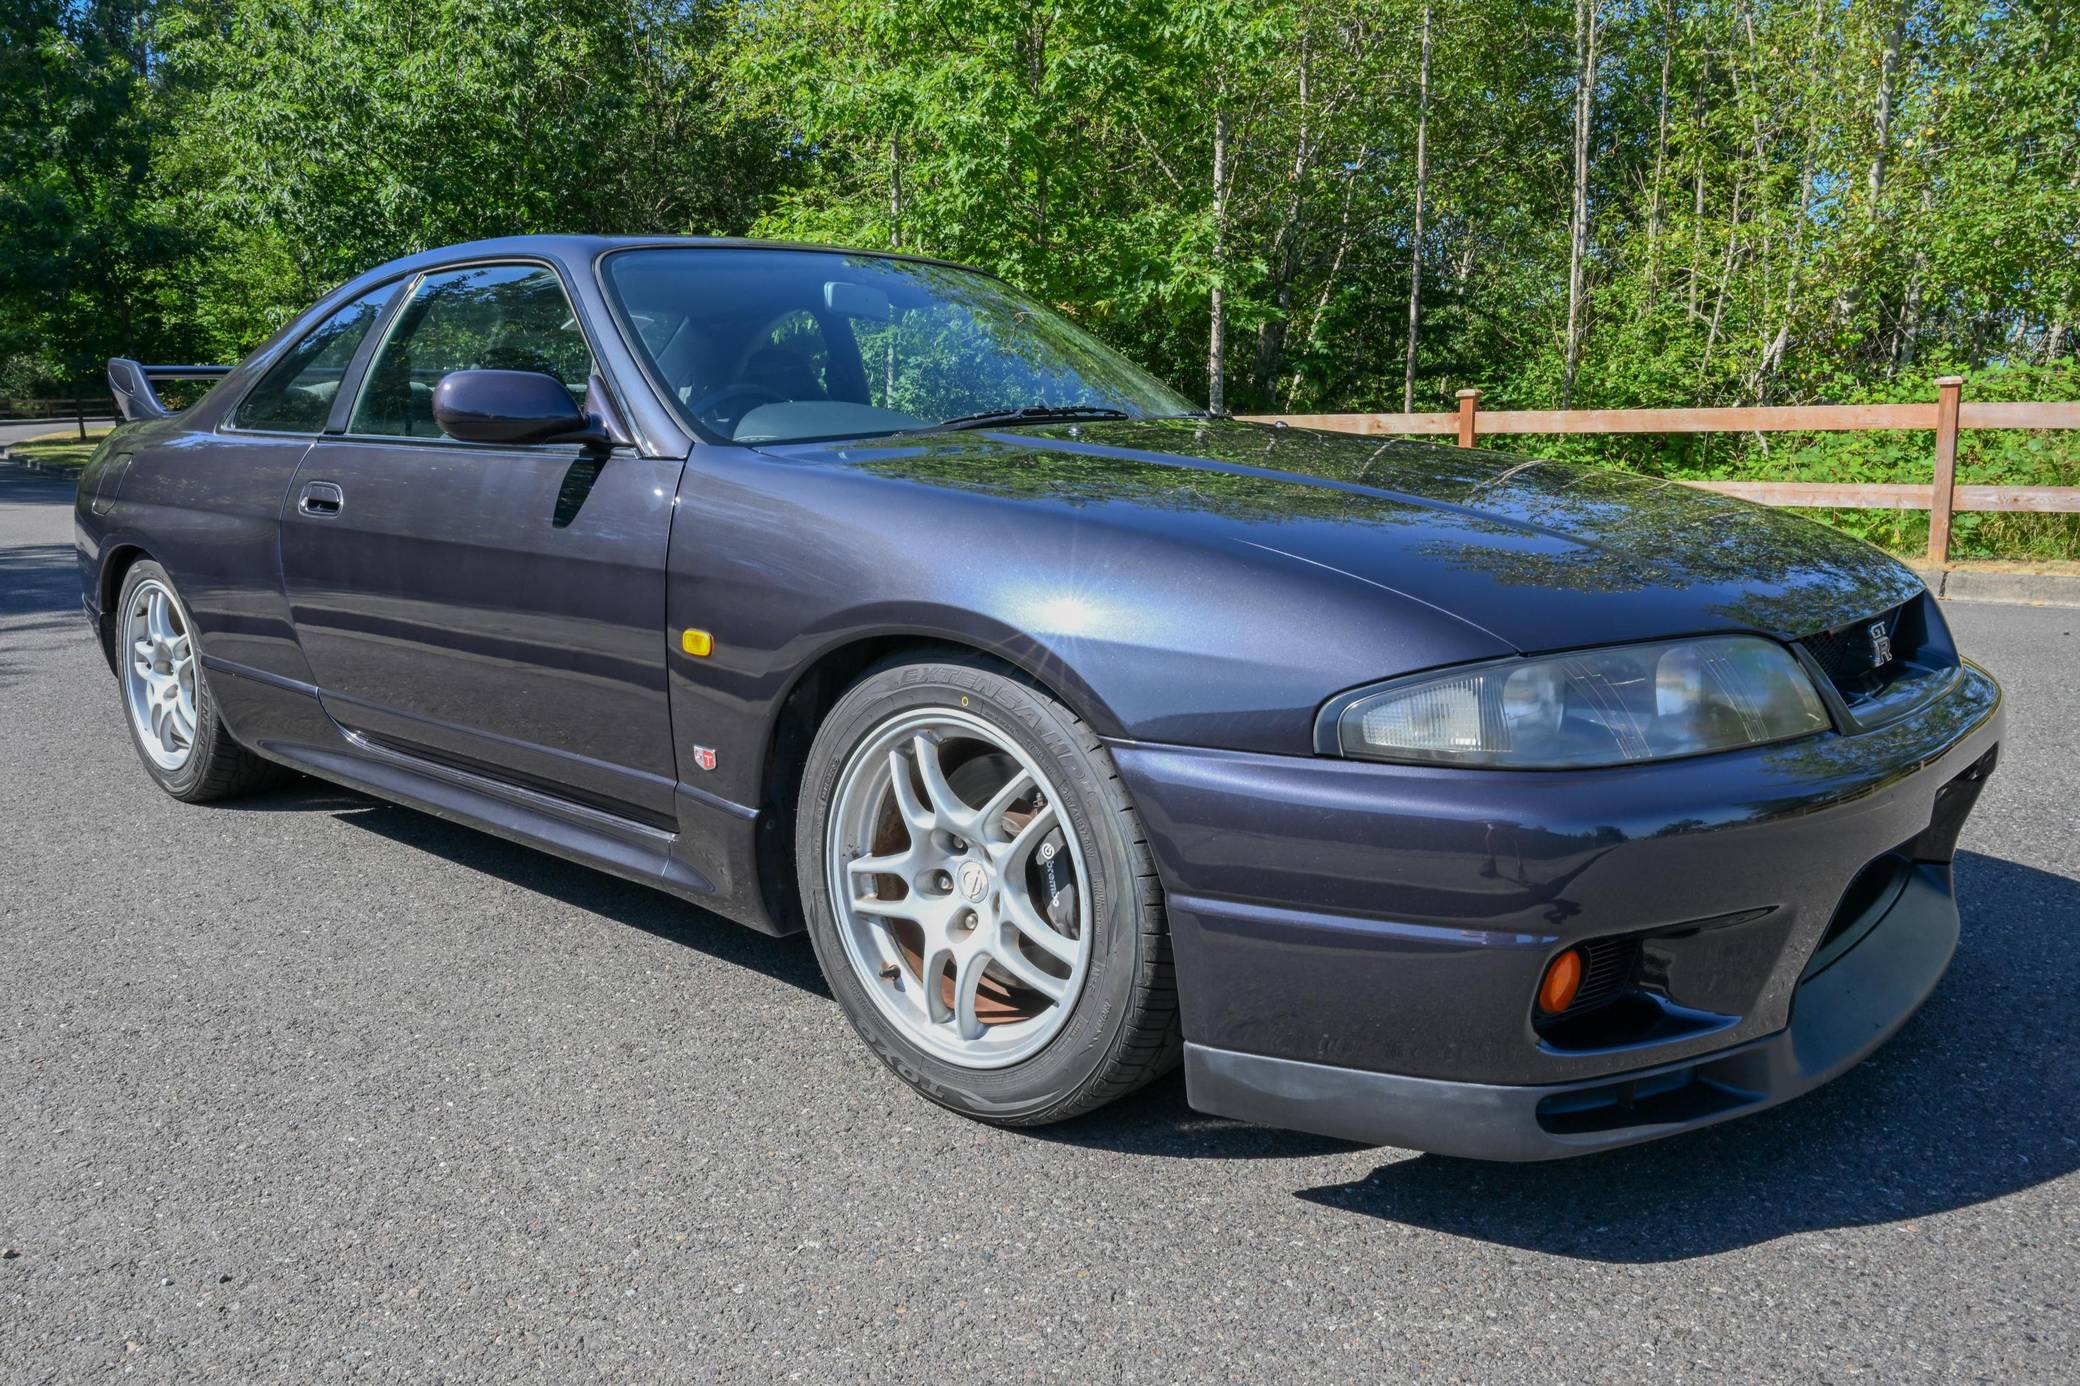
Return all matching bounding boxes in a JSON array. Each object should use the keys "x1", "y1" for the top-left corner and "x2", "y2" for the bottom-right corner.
[
  {"x1": 796, "y1": 654, "x2": 1182, "y2": 1125},
  {"x1": 113, "y1": 560, "x2": 284, "y2": 803}
]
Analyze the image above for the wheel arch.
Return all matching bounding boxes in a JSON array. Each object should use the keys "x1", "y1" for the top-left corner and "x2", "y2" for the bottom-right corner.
[
  {"x1": 94, "y1": 543, "x2": 155, "y2": 674},
  {"x1": 751, "y1": 631, "x2": 1110, "y2": 935}
]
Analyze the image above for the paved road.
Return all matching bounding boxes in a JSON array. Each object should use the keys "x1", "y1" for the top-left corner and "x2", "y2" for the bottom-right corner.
[
  {"x1": 0, "y1": 420, "x2": 113, "y2": 449},
  {"x1": 3, "y1": 462, "x2": 2074, "y2": 1383}
]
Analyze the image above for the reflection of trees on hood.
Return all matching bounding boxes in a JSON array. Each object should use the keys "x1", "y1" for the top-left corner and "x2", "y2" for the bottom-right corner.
[
  {"x1": 842, "y1": 423, "x2": 1439, "y2": 527},
  {"x1": 834, "y1": 418, "x2": 1925, "y2": 632}
]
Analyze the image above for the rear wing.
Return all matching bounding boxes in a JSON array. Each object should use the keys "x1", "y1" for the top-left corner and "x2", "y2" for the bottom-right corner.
[{"x1": 106, "y1": 359, "x2": 232, "y2": 422}]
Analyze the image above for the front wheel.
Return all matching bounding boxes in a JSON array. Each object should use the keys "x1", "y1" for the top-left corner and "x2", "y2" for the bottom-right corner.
[{"x1": 797, "y1": 656, "x2": 1180, "y2": 1125}]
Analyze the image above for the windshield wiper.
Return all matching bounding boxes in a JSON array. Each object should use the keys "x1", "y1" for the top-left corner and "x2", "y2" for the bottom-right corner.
[{"x1": 924, "y1": 404, "x2": 1131, "y2": 433}]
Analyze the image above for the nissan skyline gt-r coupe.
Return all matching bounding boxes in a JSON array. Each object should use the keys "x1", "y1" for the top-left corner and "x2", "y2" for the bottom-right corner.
[{"x1": 78, "y1": 235, "x2": 2003, "y2": 1159}]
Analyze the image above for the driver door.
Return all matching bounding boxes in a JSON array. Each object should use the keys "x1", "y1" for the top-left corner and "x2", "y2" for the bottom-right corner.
[{"x1": 278, "y1": 261, "x2": 685, "y2": 824}]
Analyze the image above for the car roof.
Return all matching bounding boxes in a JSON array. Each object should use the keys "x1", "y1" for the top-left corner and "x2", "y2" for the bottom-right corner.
[{"x1": 370, "y1": 234, "x2": 993, "y2": 280}]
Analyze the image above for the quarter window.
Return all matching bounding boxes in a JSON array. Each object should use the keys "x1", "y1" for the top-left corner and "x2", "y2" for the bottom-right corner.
[
  {"x1": 349, "y1": 264, "x2": 595, "y2": 440},
  {"x1": 233, "y1": 282, "x2": 400, "y2": 433}
]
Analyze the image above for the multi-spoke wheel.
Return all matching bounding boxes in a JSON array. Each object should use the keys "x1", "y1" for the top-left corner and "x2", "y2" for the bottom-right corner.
[
  {"x1": 111, "y1": 560, "x2": 282, "y2": 802},
  {"x1": 799, "y1": 656, "x2": 1181, "y2": 1125},
  {"x1": 829, "y1": 708, "x2": 1091, "y2": 1067},
  {"x1": 124, "y1": 579, "x2": 198, "y2": 769}
]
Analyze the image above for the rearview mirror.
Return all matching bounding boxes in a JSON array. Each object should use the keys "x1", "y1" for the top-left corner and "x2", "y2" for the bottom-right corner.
[
  {"x1": 824, "y1": 281, "x2": 893, "y2": 321},
  {"x1": 434, "y1": 369, "x2": 598, "y2": 447}
]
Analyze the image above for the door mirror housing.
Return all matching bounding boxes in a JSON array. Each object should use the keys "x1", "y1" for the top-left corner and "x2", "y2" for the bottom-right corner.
[{"x1": 434, "y1": 369, "x2": 614, "y2": 448}]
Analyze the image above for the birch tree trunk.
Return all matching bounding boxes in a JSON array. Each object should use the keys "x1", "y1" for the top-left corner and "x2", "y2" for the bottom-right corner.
[
  {"x1": 889, "y1": 135, "x2": 903, "y2": 249},
  {"x1": 1760, "y1": 0, "x2": 1827, "y2": 389},
  {"x1": 1254, "y1": 37, "x2": 1312, "y2": 404},
  {"x1": 1285, "y1": 160, "x2": 1362, "y2": 404},
  {"x1": 1869, "y1": 3, "x2": 1905, "y2": 215},
  {"x1": 1402, "y1": 0, "x2": 1433, "y2": 413},
  {"x1": 1645, "y1": 1, "x2": 1676, "y2": 297},
  {"x1": 1689, "y1": 163, "x2": 1705, "y2": 318},
  {"x1": 1208, "y1": 104, "x2": 1229, "y2": 414},
  {"x1": 1562, "y1": 0, "x2": 1600, "y2": 409}
]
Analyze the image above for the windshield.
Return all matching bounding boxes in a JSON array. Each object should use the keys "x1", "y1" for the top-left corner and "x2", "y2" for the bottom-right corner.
[{"x1": 601, "y1": 247, "x2": 1195, "y2": 444}]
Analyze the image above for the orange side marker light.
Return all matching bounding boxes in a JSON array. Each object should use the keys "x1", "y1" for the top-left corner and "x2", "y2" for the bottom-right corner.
[{"x1": 1537, "y1": 949, "x2": 1583, "y2": 1015}]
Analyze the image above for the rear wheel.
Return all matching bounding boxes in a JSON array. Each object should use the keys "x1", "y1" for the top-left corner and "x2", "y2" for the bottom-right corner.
[
  {"x1": 797, "y1": 655, "x2": 1180, "y2": 1124},
  {"x1": 115, "y1": 560, "x2": 282, "y2": 802}
]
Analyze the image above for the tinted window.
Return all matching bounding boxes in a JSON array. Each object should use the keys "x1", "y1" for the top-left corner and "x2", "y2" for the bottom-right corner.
[
  {"x1": 602, "y1": 248, "x2": 1193, "y2": 443},
  {"x1": 350, "y1": 264, "x2": 594, "y2": 439},
  {"x1": 233, "y1": 282, "x2": 399, "y2": 433}
]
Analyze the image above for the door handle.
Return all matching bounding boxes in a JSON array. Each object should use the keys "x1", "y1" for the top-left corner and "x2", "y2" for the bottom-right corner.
[{"x1": 298, "y1": 481, "x2": 344, "y2": 516}]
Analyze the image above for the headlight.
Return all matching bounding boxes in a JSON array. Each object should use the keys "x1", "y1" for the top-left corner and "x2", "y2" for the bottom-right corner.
[{"x1": 1326, "y1": 636, "x2": 1830, "y2": 768}]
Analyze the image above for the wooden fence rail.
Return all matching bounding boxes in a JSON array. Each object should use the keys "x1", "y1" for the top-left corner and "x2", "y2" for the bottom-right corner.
[{"x1": 1248, "y1": 376, "x2": 2080, "y2": 564}]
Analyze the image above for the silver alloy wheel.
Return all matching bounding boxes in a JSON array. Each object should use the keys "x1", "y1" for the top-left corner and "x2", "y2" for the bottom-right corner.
[
  {"x1": 123, "y1": 579, "x2": 198, "y2": 771},
  {"x1": 826, "y1": 707, "x2": 1094, "y2": 1068}
]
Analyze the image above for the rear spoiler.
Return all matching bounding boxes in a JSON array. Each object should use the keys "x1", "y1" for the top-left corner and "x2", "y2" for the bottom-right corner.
[{"x1": 106, "y1": 359, "x2": 232, "y2": 422}]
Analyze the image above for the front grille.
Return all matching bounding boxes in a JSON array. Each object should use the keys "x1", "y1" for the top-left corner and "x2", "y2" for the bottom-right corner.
[
  {"x1": 1795, "y1": 591, "x2": 1960, "y2": 718},
  {"x1": 1801, "y1": 603, "x2": 1908, "y2": 692}
]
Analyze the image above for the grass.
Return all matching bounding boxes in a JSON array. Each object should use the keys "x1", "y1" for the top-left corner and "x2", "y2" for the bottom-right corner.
[{"x1": 5, "y1": 425, "x2": 114, "y2": 472}]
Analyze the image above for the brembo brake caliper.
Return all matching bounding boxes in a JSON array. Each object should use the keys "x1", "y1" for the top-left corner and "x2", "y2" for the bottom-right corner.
[{"x1": 1035, "y1": 829, "x2": 1078, "y2": 935}]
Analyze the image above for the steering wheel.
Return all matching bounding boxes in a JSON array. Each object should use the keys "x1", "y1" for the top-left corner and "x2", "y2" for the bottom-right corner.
[{"x1": 689, "y1": 382, "x2": 788, "y2": 432}]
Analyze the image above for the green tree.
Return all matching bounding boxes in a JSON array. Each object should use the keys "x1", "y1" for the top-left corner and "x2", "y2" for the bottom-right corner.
[
  {"x1": 0, "y1": 0, "x2": 172, "y2": 394},
  {"x1": 142, "y1": 0, "x2": 784, "y2": 358}
]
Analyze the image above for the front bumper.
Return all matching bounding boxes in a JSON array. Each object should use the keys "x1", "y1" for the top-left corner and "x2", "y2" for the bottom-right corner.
[
  {"x1": 1184, "y1": 858, "x2": 1957, "y2": 1159},
  {"x1": 1111, "y1": 661, "x2": 2003, "y2": 1159}
]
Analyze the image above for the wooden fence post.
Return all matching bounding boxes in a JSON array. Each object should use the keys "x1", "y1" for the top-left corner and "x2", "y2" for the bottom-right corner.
[
  {"x1": 1456, "y1": 388, "x2": 1481, "y2": 447},
  {"x1": 1927, "y1": 375, "x2": 1964, "y2": 566}
]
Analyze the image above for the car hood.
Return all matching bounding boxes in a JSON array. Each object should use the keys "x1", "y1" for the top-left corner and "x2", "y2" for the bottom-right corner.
[{"x1": 761, "y1": 417, "x2": 1925, "y2": 653}]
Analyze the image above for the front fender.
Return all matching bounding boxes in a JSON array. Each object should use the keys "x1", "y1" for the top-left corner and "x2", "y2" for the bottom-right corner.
[{"x1": 665, "y1": 444, "x2": 1513, "y2": 815}]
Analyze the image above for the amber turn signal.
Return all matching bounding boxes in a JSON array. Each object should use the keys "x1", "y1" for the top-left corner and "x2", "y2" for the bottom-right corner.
[
  {"x1": 1537, "y1": 949, "x2": 1583, "y2": 1015},
  {"x1": 680, "y1": 628, "x2": 713, "y2": 657}
]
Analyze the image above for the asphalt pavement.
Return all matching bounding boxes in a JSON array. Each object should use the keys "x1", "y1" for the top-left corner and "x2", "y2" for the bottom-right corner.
[
  {"x1": 3, "y1": 461, "x2": 2074, "y2": 1383},
  {"x1": 0, "y1": 420, "x2": 112, "y2": 449}
]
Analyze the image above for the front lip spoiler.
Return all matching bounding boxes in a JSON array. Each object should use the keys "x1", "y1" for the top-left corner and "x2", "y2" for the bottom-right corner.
[{"x1": 1182, "y1": 859, "x2": 1960, "y2": 1161}]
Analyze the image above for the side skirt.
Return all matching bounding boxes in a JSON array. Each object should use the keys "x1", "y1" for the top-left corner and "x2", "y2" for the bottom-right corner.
[{"x1": 203, "y1": 658, "x2": 793, "y2": 936}]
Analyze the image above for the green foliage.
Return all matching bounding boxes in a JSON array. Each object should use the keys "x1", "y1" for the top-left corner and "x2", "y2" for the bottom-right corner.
[
  {"x1": 0, "y1": 0, "x2": 166, "y2": 383},
  {"x1": 1, "y1": 0, "x2": 2075, "y2": 555}
]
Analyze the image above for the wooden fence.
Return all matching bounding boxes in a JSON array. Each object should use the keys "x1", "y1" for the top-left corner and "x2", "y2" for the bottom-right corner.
[{"x1": 1249, "y1": 377, "x2": 2080, "y2": 564}]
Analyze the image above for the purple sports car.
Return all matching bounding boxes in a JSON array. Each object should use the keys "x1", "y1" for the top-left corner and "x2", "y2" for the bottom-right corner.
[{"x1": 79, "y1": 237, "x2": 2002, "y2": 1158}]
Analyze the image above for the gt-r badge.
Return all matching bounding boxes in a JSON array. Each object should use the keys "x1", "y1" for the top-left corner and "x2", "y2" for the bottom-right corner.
[
  {"x1": 693, "y1": 745, "x2": 718, "y2": 771},
  {"x1": 1870, "y1": 621, "x2": 1894, "y2": 667}
]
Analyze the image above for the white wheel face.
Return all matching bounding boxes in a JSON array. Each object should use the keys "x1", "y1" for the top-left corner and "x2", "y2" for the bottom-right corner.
[
  {"x1": 123, "y1": 579, "x2": 198, "y2": 771},
  {"x1": 825, "y1": 707, "x2": 1094, "y2": 1069}
]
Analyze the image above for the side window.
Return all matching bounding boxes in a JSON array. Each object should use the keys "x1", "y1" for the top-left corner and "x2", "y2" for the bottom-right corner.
[
  {"x1": 349, "y1": 264, "x2": 595, "y2": 440},
  {"x1": 232, "y1": 282, "x2": 400, "y2": 433}
]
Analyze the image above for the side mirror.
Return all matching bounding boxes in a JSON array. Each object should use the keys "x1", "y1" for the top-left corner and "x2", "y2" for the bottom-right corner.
[{"x1": 434, "y1": 369, "x2": 600, "y2": 447}]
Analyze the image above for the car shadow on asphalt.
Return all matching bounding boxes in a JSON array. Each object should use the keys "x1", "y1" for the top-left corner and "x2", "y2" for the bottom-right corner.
[
  {"x1": 0, "y1": 470, "x2": 107, "y2": 673},
  {"x1": 1282, "y1": 850, "x2": 2079, "y2": 1261},
  {"x1": 0, "y1": 541, "x2": 83, "y2": 620},
  {"x1": 220, "y1": 774, "x2": 2080, "y2": 1238},
  {"x1": 221, "y1": 779, "x2": 833, "y2": 998}
]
